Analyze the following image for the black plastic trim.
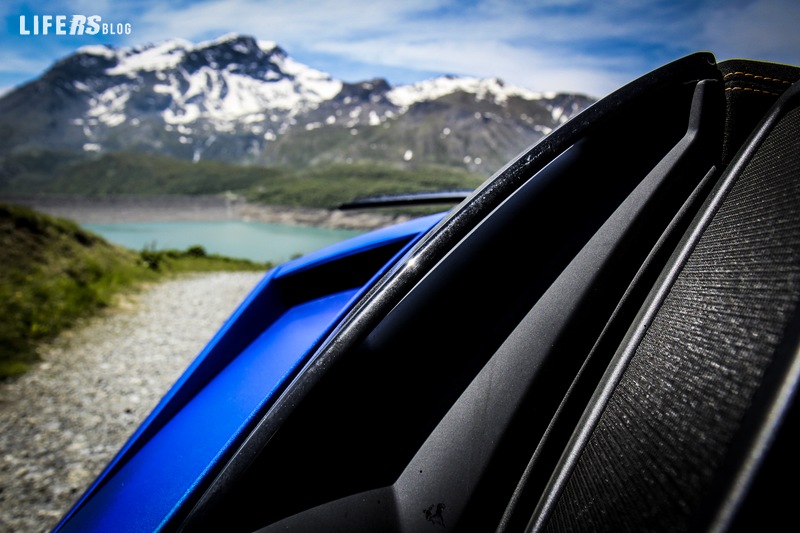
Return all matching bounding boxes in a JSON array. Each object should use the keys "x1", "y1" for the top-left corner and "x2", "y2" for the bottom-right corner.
[{"x1": 174, "y1": 53, "x2": 722, "y2": 532}]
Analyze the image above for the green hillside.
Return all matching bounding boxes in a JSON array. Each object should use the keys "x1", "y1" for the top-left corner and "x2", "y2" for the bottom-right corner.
[
  {"x1": 246, "y1": 161, "x2": 486, "y2": 207},
  {"x1": 0, "y1": 203, "x2": 268, "y2": 378},
  {"x1": 0, "y1": 151, "x2": 276, "y2": 196},
  {"x1": 0, "y1": 151, "x2": 486, "y2": 209}
]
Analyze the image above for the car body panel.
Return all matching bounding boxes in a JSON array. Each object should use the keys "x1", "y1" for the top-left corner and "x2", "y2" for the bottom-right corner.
[{"x1": 54, "y1": 213, "x2": 446, "y2": 532}]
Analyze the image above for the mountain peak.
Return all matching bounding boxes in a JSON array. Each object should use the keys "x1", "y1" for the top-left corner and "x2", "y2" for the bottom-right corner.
[
  {"x1": 191, "y1": 33, "x2": 282, "y2": 57},
  {"x1": 196, "y1": 32, "x2": 256, "y2": 48},
  {"x1": 0, "y1": 34, "x2": 594, "y2": 173},
  {"x1": 70, "y1": 34, "x2": 287, "y2": 79}
]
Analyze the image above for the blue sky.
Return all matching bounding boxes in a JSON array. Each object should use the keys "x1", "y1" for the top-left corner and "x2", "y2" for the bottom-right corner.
[{"x1": 2, "y1": 0, "x2": 799, "y2": 98}]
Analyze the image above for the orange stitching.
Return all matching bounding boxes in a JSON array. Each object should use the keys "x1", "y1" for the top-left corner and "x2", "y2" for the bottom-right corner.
[
  {"x1": 725, "y1": 86, "x2": 781, "y2": 97},
  {"x1": 723, "y1": 71, "x2": 792, "y2": 85}
]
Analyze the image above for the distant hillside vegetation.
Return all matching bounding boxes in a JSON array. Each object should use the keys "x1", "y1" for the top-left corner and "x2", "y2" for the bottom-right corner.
[{"x1": 0, "y1": 151, "x2": 487, "y2": 209}]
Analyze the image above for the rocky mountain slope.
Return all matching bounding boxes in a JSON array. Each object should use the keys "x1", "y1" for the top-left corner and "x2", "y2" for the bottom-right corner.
[{"x1": 0, "y1": 34, "x2": 594, "y2": 176}]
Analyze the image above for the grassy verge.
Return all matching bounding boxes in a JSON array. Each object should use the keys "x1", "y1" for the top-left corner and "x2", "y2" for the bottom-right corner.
[{"x1": 0, "y1": 203, "x2": 270, "y2": 379}]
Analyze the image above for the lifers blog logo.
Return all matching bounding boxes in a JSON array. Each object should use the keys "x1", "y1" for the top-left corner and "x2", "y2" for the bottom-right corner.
[{"x1": 19, "y1": 15, "x2": 132, "y2": 35}]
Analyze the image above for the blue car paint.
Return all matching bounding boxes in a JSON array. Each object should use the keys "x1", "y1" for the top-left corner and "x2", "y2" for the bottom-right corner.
[{"x1": 53, "y1": 212, "x2": 446, "y2": 532}]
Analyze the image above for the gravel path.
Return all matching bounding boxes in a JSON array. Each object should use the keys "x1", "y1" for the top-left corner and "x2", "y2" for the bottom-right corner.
[{"x1": 0, "y1": 271, "x2": 265, "y2": 533}]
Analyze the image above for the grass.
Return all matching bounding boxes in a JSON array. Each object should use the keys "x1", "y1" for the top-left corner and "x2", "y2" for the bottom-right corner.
[
  {"x1": 137, "y1": 244, "x2": 270, "y2": 273},
  {"x1": 0, "y1": 203, "x2": 270, "y2": 379}
]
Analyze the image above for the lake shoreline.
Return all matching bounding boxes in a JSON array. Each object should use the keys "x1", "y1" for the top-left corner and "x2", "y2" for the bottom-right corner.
[{"x1": 0, "y1": 194, "x2": 414, "y2": 231}]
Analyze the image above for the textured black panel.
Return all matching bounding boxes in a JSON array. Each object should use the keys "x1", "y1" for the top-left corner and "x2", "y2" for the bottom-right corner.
[
  {"x1": 719, "y1": 59, "x2": 800, "y2": 165},
  {"x1": 544, "y1": 106, "x2": 800, "y2": 532}
]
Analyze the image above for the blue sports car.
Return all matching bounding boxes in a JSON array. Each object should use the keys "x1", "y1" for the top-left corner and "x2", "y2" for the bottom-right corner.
[{"x1": 54, "y1": 53, "x2": 800, "y2": 532}]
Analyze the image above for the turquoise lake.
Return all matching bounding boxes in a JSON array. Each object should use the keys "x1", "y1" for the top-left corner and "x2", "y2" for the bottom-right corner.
[{"x1": 82, "y1": 220, "x2": 365, "y2": 264}]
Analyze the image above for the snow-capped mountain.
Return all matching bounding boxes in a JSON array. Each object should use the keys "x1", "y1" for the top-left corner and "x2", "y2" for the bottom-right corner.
[{"x1": 0, "y1": 34, "x2": 594, "y2": 174}]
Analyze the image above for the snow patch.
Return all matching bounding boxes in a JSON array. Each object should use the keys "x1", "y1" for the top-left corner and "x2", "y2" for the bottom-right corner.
[
  {"x1": 107, "y1": 39, "x2": 191, "y2": 76},
  {"x1": 72, "y1": 81, "x2": 91, "y2": 92},
  {"x1": 368, "y1": 110, "x2": 381, "y2": 126},
  {"x1": 87, "y1": 85, "x2": 129, "y2": 127},
  {"x1": 387, "y1": 76, "x2": 544, "y2": 109},
  {"x1": 257, "y1": 40, "x2": 278, "y2": 53},
  {"x1": 77, "y1": 45, "x2": 117, "y2": 59},
  {"x1": 550, "y1": 106, "x2": 567, "y2": 123}
]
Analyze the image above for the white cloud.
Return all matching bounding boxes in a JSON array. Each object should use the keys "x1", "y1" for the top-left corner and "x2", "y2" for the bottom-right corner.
[
  {"x1": 113, "y1": 0, "x2": 639, "y2": 94},
  {"x1": 127, "y1": 0, "x2": 442, "y2": 46},
  {"x1": 1, "y1": 0, "x2": 798, "y2": 97},
  {"x1": 701, "y1": 0, "x2": 800, "y2": 63},
  {"x1": 319, "y1": 37, "x2": 629, "y2": 96}
]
